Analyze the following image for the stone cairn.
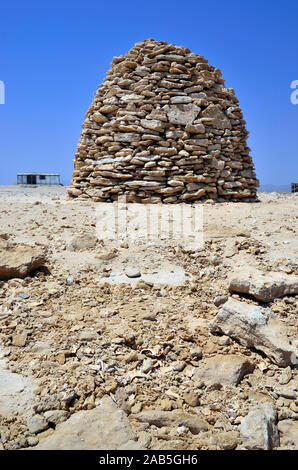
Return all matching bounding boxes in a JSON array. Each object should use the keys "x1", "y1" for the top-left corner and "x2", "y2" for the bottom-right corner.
[{"x1": 68, "y1": 39, "x2": 259, "y2": 203}]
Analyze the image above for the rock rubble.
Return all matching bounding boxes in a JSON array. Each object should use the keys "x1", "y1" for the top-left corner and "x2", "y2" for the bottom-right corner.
[{"x1": 0, "y1": 187, "x2": 296, "y2": 451}]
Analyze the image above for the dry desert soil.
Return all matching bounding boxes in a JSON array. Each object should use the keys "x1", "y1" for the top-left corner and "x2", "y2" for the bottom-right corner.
[{"x1": 0, "y1": 185, "x2": 297, "y2": 450}]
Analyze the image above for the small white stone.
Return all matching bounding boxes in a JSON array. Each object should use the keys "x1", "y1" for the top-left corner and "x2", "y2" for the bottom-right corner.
[{"x1": 125, "y1": 268, "x2": 141, "y2": 278}]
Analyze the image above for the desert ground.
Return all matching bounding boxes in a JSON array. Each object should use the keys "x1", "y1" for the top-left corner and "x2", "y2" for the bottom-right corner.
[{"x1": 0, "y1": 185, "x2": 297, "y2": 450}]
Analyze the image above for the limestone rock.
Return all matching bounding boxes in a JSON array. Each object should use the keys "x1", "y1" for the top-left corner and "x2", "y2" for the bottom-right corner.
[
  {"x1": 0, "y1": 367, "x2": 35, "y2": 418},
  {"x1": 165, "y1": 103, "x2": 201, "y2": 126},
  {"x1": 135, "y1": 409, "x2": 209, "y2": 434},
  {"x1": 0, "y1": 244, "x2": 46, "y2": 280},
  {"x1": 33, "y1": 396, "x2": 141, "y2": 450},
  {"x1": 114, "y1": 132, "x2": 141, "y2": 142},
  {"x1": 229, "y1": 269, "x2": 298, "y2": 302},
  {"x1": 209, "y1": 297, "x2": 294, "y2": 367},
  {"x1": 240, "y1": 402, "x2": 280, "y2": 450},
  {"x1": 125, "y1": 267, "x2": 141, "y2": 278},
  {"x1": 193, "y1": 354, "x2": 254, "y2": 387},
  {"x1": 140, "y1": 119, "x2": 165, "y2": 132},
  {"x1": 201, "y1": 104, "x2": 232, "y2": 130},
  {"x1": 78, "y1": 329, "x2": 98, "y2": 342},
  {"x1": 68, "y1": 233, "x2": 97, "y2": 251},
  {"x1": 12, "y1": 333, "x2": 27, "y2": 347},
  {"x1": 43, "y1": 410, "x2": 69, "y2": 426},
  {"x1": 27, "y1": 415, "x2": 49, "y2": 434},
  {"x1": 278, "y1": 420, "x2": 298, "y2": 449},
  {"x1": 214, "y1": 295, "x2": 228, "y2": 307},
  {"x1": 210, "y1": 431, "x2": 240, "y2": 450}
]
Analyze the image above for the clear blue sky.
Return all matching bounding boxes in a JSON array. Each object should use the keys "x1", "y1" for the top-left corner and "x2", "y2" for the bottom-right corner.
[{"x1": 1, "y1": 0, "x2": 297, "y2": 186}]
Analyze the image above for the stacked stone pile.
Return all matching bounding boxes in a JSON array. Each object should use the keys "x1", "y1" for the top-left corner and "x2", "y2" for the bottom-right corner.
[{"x1": 69, "y1": 39, "x2": 259, "y2": 203}]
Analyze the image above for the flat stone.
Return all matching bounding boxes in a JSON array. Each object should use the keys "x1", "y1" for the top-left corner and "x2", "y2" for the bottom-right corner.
[
  {"x1": 229, "y1": 269, "x2": 298, "y2": 302},
  {"x1": 140, "y1": 119, "x2": 165, "y2": 132},
  {"x1": 201, "y1": 104, "x2": 232, "y2": 130},
  {"x1": 164, "y1": 103, "x2": 201, "y2": 126},
  {"x1": 92, "y1": 112, "x2": 108, "y2": 123},
  {"x1": 12, "y1": 332, "x2": 27, "y2": 347},
  {"x1": 278, "y1": 366, "x2": 292, "y2": 385},
  {"x1": 214, "y1": 295, "x2": 228, "y2": 307},
  {"x1": 240, "y1": 402, "x2": 279, "y2": 450},
  {"x1": 78, "y1": 329, "x2": 98, "y2": 342},
  {"x1": 276, "y1": 381, "x2": 297, "y2": 399},
  {"x1": 278, "y1": 420, "x2": 298, "y2": 448},
  {"x1": 114, "y1": 133, "x2": 141, "y2": 142},
  {"x1": 193, "y1": 354, "x2": 254, "y2": 387},
  {"x1": 183, "y1": 391, "x2": 200, "y2": 407},
  {"x1": 67, "y1": 188, "x2": 82, "y2": 197},
  {"x1": 124, "y1": 181, "x2": 164, "y2": 188},
  {"x1": 0, "y1": 367, "x2": 35, "y2": 418},
  {"x1": 179, "y1": 189, "x2": 205, "y2": 200},
  {"x1": 120, "y1": 93, "x2": 143, "y2": 103},
  {"x1": 210, "y1": 431, "x2": 240, "y2": 450},
  {"x1": 99, "y1": 104, "x2": 118, "y2": 114},
  {"x1": 33, "y1": 396, "x2": 141, "y2": 450},
  {"x1": 209, "y1": 297, "x2": 294, "y2": 367},
  {"x1": 155, "y1": 54, "x2": 186, "y2": 63},
  {"x1": 170, "y1": 96, "x2": 192, "y2": 104},
  {"x1": 135, "y1": 409, "x2": 209, "y2": 435},
  {"x1": 185, "y1": 123, "x2": 205, "y2": 133},
  {"x1": 0, "y1": 245, "x2": 45, "y2": 280}
]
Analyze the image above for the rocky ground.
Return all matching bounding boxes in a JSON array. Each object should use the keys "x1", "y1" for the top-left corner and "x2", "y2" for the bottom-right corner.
[{"x1": 0, "y1": 185, "x2": 297, "y2": 450}]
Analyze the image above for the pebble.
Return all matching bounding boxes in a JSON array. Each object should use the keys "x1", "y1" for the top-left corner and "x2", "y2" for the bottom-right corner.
[
  {"x1": 184, "y1": 392, "x2": 200, "y2": 407},
  {"x1": 18, "y1": 293, "x2": 30, "y2": 299},
  {"x1": 12, "y1": 332, "x2": 27, "y2": 347},
  {"x1": 125, "y1": 268, "x2": 141, "y2": 278},
  {"x1": 172, "y1": 361, "x2": 186, "y2": 372},
  {"x1": 141, "y1": 312, "x2": 156, "y2": 321},
  {"x1": 278, "y1": 367, "x2": 292, "y2": 385},
  {"x1": 189, "y1": 347, "x2": 202, "y2": 360},
  {"x1": 27, "y1": 436, "x2": 39, "y2": 447},
  {"x1": 218, "y1": 335, "x2": 231, "y2": 346},
  {"x1": 214, "y1": 295, "x2": 228, "y2": 307},
  {"x1": 141, "y1": 359, "x2": 154, "y2": 373}
]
